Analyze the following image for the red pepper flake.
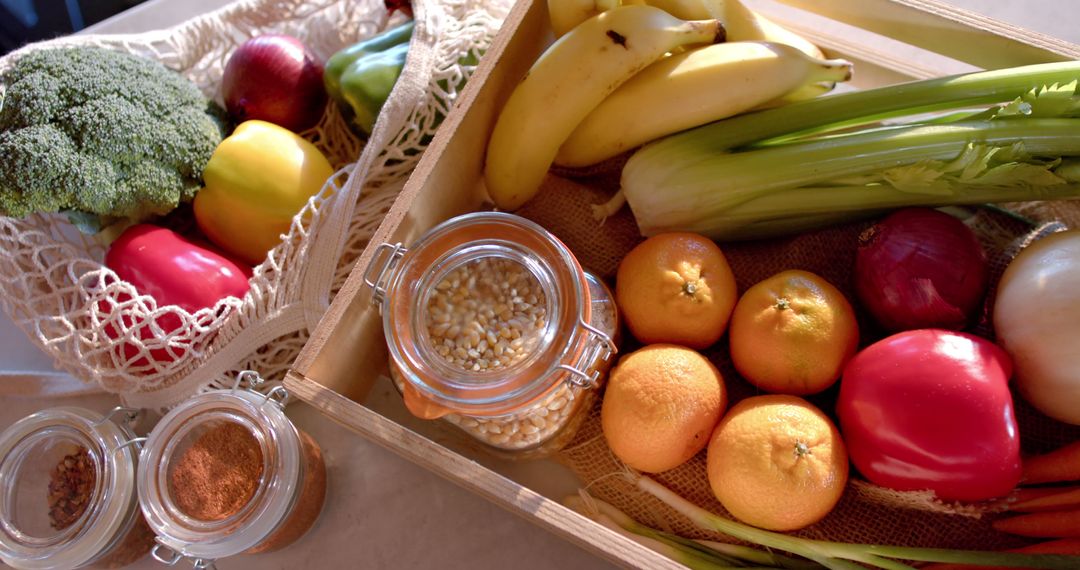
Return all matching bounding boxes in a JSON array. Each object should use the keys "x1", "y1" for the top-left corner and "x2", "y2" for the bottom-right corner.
[{"x1": 48, "y1": 447, "x2": 95, "y2": 530}]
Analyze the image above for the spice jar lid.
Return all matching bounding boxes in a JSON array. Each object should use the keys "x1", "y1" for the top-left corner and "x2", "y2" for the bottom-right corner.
[
  {"x1": 137, "y1": 387, "x2": 301, "y2": 562},
  {"x1": 376, "y1": 212, "x2": 593, "y2": 416},
  {"x1": 0, "y1": 407, "x2": 140, "y2": 570}
]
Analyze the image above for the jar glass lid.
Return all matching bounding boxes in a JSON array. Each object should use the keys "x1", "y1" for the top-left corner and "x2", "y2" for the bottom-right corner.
[
  {"x1": 0, "y1": 407, "x2": 138, "y2": 570},
  {"x1": 138, "y1": 389, "x2": 301, "y2": 561},
  {"x1": 384, "y1": 212, "x2": 591, "y2": 416}
]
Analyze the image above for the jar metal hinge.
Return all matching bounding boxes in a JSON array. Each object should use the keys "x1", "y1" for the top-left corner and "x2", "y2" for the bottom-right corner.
[
  {"x1": 151, "y1": 542, "x2": 215, "y2": 570},
  {"x1": 234, "y1": 370, "x2": 290, "y2": 409},
  {"x1": 362, "y1": 242, "x2": 408, "y2": 311},
  {"x1": 558, "y1": 319, "x2": 617, "y2": 390}
]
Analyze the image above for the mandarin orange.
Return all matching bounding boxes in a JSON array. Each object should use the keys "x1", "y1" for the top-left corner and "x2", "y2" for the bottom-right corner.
[
  {"x1": 615, "y1": 233, "x2": 737, "y2": 350},
  {"x1": 706, "y1": 394, "x2": 848, "y2": 531},
  {"x1": 728, "y1": 269, "x2": 858, "y2": 395},
  {"x1": 601, "y1": 344, "x2": 726, "y2": 473}
]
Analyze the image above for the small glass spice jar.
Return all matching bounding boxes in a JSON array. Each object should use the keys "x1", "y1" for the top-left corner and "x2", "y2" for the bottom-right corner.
[
  {"x1": 0, "y1": 407, "x2": 155, "y2": 569},
  {"x1": 365, "y1": 212, "x2": 619, "y2": 459},
  {"x1": 137, "y1": 375, "x2": 326, "y2": 567}
]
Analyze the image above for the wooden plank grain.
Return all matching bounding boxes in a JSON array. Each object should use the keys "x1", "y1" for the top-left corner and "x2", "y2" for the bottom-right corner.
[
  {"x1": 771, "y1": 0, "x2": 1080, "y2": 69},
  {"x1": 285, "y1": 0, "x2": 1080, "y2": 567},
  {"x1": 284, "y1": 372, "x2": 685, "y2": 570},
  {"x1": 291, "y1": 0, "x2": 548, "y2": 400},
  {"x1": 753, "y1": 0, "x2": 979, "y2": 82}
]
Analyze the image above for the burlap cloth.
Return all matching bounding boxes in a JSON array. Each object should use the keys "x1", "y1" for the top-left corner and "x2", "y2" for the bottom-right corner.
[{"x1": 517, "y1": 169, "x2": 1080, "y2": 551}]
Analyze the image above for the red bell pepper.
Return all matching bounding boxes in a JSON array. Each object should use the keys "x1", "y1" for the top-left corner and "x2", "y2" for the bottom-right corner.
[
  {"x1": 837, "y1": 329, "x2": 1022, "y2": 502},
  {"x1": 104, "y1": 224, "x2": 251, "y2": 365}
]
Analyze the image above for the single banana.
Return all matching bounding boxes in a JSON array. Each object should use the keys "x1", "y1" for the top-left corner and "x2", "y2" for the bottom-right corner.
[
  {"x1": 752, "y1": 81, "x2": 835, "y2": 110},
  {"x1": 548, "y1": 0, "x2": 603, "y2": 37},
  {"x1": 548, "y1": 0, "x2": 645, "y2": 37},
  {"x1": 485, "y1": 5, "x2": 724, "y2": 210},
  {"x1": 722, "y1": 0, "x2": 823, "y2": 59},
  {"x1": 555, "y1": 41, "x2": 853, "y2": 168},
  {"x1": 548, "y1": 0, "x2": 822, "y2": 59},
  {"x1": 643, "y1": 0, "x2": 714, "y2": 19}
]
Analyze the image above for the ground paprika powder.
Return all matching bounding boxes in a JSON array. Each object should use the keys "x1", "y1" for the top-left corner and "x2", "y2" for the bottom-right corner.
[
  {"x1": 139, "y1": 386, "x2": 327, "y2": 562},
  {"x1": 169, "y1": 422, "x2": 264, "y2": 521}
]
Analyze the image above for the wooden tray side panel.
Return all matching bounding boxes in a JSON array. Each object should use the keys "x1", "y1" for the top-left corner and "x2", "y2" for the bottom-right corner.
[
  {"x1": 291, "y1": 0, "x2": 550, "y2": 400},
  {"x1": 771, "y1": 0, "x2": 1080, "y2": 69},
  {"x1": 286, "y1": 0, "x2": 1080, "y2": 568},
  {"x1": 283, "y1": 372, "x2": 686, "y2": 570}
]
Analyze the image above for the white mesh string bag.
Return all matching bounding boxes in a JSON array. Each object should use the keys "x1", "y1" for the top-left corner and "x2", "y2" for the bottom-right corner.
[{"x1": 0, "y1": 0, "x2": 512, "y2": 409}]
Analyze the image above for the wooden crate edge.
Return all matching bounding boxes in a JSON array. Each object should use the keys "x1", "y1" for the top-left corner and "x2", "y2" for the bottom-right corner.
[{"x1": 284, "y1": 371, "x2": 684, "y2": 570}]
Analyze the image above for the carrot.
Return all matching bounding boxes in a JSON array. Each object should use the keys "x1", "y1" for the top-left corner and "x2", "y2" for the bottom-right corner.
[
  {"x1": 1023, "y1": 441, "x2": 1080, "y2": 485},
  {"x1": 993, "y1": 508, "x2": 1080, "y2": 538},
  {"x1": 1011, "y1": 488, "x2": 1080, "y2": 512},
  {"x1": 918, "y1": 539, "x2": 1080, "y2": 570},
  {"x1": 1012, "y1": 485, "x2": 1080, "y2": 505}
]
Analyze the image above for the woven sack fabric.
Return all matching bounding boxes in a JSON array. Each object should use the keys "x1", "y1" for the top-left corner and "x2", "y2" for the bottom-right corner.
[
  {"x1": 0, "y1": 0, "x2": 512, "y2": 409},
  {"x1": 513, "y1": 173, "x2": 1080, "y2": 550}
]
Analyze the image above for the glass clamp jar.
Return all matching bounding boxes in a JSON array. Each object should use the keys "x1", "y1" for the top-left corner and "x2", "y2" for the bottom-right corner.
[
  {"x1": 0, "y1": 406, "x2": 155, "y2": 569},
  {"x1": 137, "y1": 372, "x2": 326, "y2": 568},
  {"x1": 363, "y1": 212, "x2": 619, "y2": 459}
]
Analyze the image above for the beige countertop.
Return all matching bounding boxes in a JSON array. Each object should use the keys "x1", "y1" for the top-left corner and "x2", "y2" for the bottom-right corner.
[
  {"x1": 9, "y1": 7, "x2": 621, "y2": 570},
  {"x1": 4, "y1": 1, "x2": 1079, "y2": 569}
]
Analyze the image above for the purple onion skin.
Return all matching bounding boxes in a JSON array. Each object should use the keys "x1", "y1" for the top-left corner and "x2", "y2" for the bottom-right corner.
[
  {"x1": 222, "y1": 35, "x2": 327, "y2": 133},
  {"x1": 854, "y1": 208, "x2": 990, "y2": 332}
]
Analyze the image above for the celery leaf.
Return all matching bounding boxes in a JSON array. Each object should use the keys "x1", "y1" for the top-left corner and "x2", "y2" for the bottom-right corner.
[{"x1": 882, "y1": 161, "x2": 953, "y2": 195}]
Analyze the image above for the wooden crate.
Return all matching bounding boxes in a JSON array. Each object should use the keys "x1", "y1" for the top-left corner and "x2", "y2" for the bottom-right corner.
[{"x1": 284, "y1": 2, "x2": 1080, "y2": 567}]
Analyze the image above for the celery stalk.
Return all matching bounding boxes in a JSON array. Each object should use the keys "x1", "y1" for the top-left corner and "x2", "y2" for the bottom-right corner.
[
  {"x1": 613, "y1": 65, "x2": 1080, "y2": 241},
  {"x1": 703, "y1": 182, "x2": 1079, "y2": 240},
  {"x1": 643, "y1": 61, "x2": 1080, "y2": 156},
  {"x1": 621, "y1": 118, "x2": 1080, "y2": 239}
]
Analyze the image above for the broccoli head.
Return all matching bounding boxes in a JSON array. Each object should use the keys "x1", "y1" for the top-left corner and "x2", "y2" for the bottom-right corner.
[{"x1": 0, "y1": 46, "x2": 228, "y2": 223}]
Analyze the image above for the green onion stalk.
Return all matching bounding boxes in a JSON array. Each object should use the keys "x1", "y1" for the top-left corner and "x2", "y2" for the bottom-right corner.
[
  {"x1": 622, "y1": 475, "x2": 1080, "y2": 570},
  {"x1": 564, "y1": 492, "x2": 817, "y2": 569}
]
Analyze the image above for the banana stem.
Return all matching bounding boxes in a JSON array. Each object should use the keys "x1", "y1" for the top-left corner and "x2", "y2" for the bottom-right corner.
[{"x1": 812, "y1": 59, "x2": 854, "y2": 84}]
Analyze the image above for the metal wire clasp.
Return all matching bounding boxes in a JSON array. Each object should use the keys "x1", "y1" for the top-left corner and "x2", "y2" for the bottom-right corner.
[
  {"x1": 95, "y1": 407, "x2": 147, "y2": 458},
  {"x1": 151, "y1": 542, "x2": 215, "y2": 570},
  {"x1": 362, "y1": 242, "x2": 408, "y2": 310},
  {"x1": 95, "y1": 406, "x2": 140, "y2": 428},
  {"x1": 232, "y1": 370, "x2": 290, "y2": 409},
  {"x1": 559, "y1": 319, "x2": 617, "y2": 390}
]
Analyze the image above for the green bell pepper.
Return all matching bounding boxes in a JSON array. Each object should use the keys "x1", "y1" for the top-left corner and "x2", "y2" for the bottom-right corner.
[{"x1": 325, "y1": 21, "x2": 414, "y2": 137}]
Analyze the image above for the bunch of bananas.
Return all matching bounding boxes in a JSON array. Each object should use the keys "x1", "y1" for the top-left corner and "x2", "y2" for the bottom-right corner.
[{"x1": 484, "y1": 0, "x2": 854, "y2": 210}]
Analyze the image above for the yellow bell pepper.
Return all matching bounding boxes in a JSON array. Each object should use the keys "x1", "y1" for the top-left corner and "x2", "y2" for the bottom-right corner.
[{"x1": 194, "y1": 120, "x2": 335, "y2": 265}]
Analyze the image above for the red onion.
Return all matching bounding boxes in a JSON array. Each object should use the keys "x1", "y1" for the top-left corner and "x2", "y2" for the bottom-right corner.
[
  {"x1": 854, "y1": 207, "x2": 989, "y2": 332},
  {"x1": 221, "y1": 35, "x2": 327, "y2": 133}
]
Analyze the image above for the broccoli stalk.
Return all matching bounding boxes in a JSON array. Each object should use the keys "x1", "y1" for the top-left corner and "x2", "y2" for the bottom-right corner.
[{"x1": 0, "y1": 46, "x2": 228, "y2": 231}]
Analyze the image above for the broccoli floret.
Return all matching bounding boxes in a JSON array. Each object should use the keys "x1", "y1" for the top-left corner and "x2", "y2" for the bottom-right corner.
[{"x1": 0, "y1": 46, "x2": 228, "y2": 222}]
